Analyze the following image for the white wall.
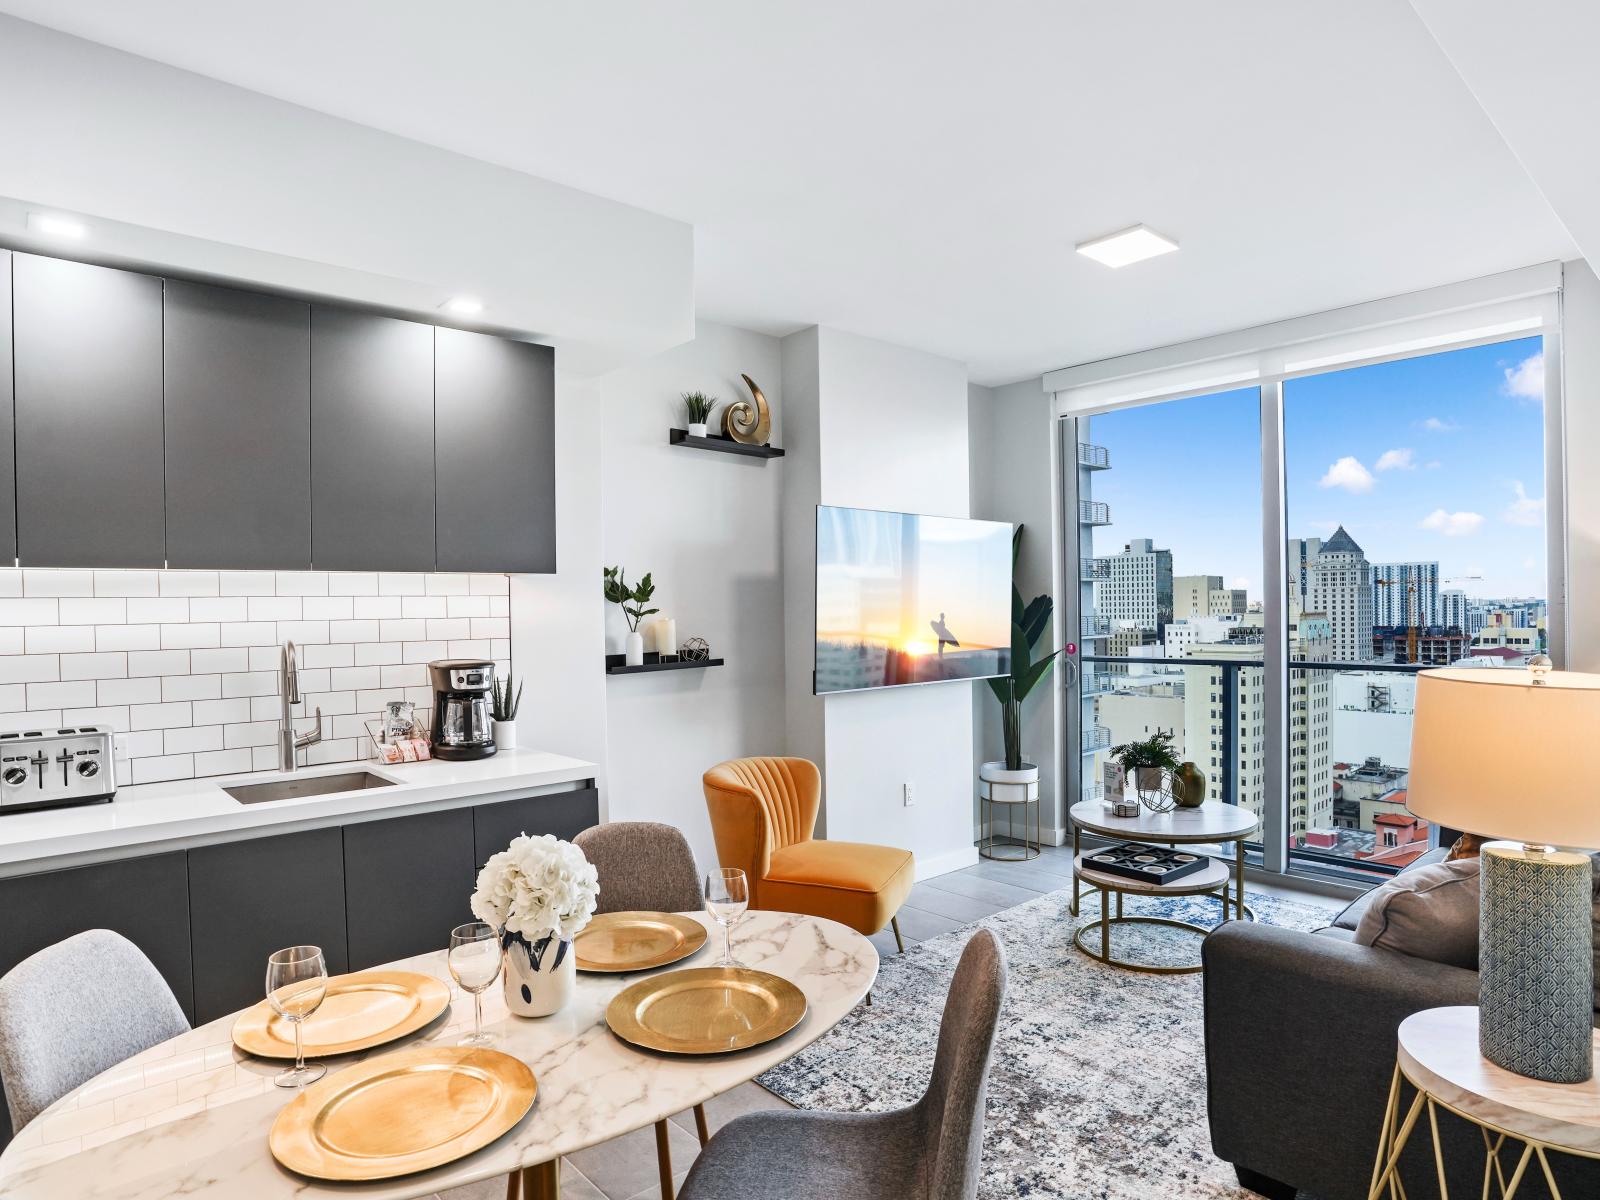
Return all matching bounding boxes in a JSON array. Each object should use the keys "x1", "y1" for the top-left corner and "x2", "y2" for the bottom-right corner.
[
  {"x1": 1562, "y1": 259, "x2": 1600, "y2": 672},
  {"x1": 596, "y1": 322, "x2": 788, "y2": 872}
]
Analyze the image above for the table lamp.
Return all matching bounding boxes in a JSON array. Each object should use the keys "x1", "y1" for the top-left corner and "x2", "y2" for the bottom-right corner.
[{"x1": 1407, "y1": 662, "x2": 1600, "y2": 1084}]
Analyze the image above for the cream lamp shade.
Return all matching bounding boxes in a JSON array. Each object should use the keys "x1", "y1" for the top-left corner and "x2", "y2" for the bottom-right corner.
[{"x1": 1408, "y1": 667, "x2": 1600, "y2": 849}]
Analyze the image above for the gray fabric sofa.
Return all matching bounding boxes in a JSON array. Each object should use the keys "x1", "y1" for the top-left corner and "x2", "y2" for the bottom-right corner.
[{"x1": 1202, "y1": 849, "x2": 1600, "y2": 1200}]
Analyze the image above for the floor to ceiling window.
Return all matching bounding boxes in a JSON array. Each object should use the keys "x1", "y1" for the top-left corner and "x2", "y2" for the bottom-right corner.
[{"x1": 1057, "y1": 275, "x2": 1560, "y2": 887}]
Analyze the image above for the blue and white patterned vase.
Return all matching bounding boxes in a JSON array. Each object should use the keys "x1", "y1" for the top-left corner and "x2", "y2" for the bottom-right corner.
[{"x1": 501, "y1": 930, "x2": 575, "y2": 1018}]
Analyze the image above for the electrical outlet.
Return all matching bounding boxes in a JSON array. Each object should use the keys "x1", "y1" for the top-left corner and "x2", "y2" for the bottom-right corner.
[{"x1": 902, "y1": 782, "x2": 915, "y2": 807}]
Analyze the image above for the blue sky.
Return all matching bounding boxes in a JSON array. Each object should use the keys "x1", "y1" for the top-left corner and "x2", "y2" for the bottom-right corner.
[{"x1": 1085, "y1": 336, "x2": 1547, "y2": 602}]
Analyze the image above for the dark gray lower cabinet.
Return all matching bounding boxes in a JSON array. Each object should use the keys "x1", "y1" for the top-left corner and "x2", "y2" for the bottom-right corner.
[
  {"x1": 189, "y1": 827, "x2": 349, "y2": 1024},
  {"x1": 344, "y1": 808, "x2": 475, "y2": 970},
  {"x1": 474, "y1": 787, "x2": 599, "y2": 863}
]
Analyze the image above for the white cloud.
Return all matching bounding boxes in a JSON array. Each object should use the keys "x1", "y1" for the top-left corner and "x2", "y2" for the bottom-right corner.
[
  {"x1": 1318, "y1": 456, "x2": 1376, "y2": 493},
  {"x1": 1374, "y1": 448, "x2": 1415, "y2": 472},
  {"x1": 1418, "y1": 417, "x2": 1459, "y2": 433},
  {"x1": 1502, "y1": 352, "x2": 1544, "y2": 403},
  {"x1": 1504, "y1": 480, "x2": 1543, "y2": 527},
  {"x1": 1420, "y1": 509, "x2": 1485, "y2": 537}
]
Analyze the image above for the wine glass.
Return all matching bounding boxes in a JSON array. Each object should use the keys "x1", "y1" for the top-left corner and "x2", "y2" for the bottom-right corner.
[
  {"x1": 704, "y1": 867, "x2": 749, "y2": 968},
  {"x1": 265, "y1": 945, "x2": 328, "y2": 1088},
  {"x1": 448, "y1": 922, "x2": 502, "y2": 1046}
]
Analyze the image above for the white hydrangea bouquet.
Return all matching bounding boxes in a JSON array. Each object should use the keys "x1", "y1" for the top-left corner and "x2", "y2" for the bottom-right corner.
[{"x1": 471, "y1": 833, "x2": 599, "y2": 1017}]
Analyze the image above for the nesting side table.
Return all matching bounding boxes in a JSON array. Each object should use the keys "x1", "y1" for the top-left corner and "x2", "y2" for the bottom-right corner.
[
  {"x1": 1368, "y1": 1006, "x2": 1600, "y2": 1199},
  {"x1": 979, "y1": 764, "x2": 1041, "y2": 861}
]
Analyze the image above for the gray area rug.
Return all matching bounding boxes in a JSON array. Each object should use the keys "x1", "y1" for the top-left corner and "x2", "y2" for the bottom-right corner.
[{"x1": 759, "y1": 885, "x2": 1337, "y2": 1199}]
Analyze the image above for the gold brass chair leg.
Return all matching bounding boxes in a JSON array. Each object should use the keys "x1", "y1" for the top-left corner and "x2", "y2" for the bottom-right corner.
[
  {"x1": 654, "y1": 1118, "x2": 674, "y2": 1199},
  {"x1": 891, "y1": 915, "x2": 905, "y2": 954},
  {"x1": 506, "y1": 1171, "x2": 520, "y2": 1200},
  {"x1": 693, "y1": 1103, "x2": 710, "y2": 1146},
  {"x1": 521, "y1": 1159, "x2": 559, "y2": 1200}
]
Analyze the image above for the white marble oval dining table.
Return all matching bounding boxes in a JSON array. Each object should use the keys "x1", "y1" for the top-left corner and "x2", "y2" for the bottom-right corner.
[{"x1": 0, "y1": 910, "x2": 877, "y2": 1200}]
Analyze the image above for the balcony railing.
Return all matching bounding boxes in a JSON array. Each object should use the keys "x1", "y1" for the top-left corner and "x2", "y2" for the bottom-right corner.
[
  {"x1": 1080, "y1": 669, "x2": 1112, "y2": 697},
  {"x1": 1077, "y1": 442, "x2": 1111, "y2": 470},
  {"x1": 1081, "y1": 615, "x2": 1111, "y2": 639},
  {"x1": 1080, "y1": 556, "x2": 1111, "y2": 582},
  {"x1": 1081, "y1": 780, "x2": 1104, "y2": 803},
  {"x1": 1077, "y1": 654, "x2": 1430, "y2": 886},
  {"x1": 1079, "y1": 500, "x2": 1112, "y2": 526}
]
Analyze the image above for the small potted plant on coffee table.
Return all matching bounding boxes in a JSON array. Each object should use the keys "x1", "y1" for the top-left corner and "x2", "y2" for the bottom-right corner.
[
  {"x1": 682, "y1": 391, "x2": 717, "y2": 439},
  {"x1": 1112, "y1": 730, "x2": 1181, "y2": 812}
]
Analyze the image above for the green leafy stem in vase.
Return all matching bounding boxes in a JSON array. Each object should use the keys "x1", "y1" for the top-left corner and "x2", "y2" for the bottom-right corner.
[
  {"x1": 603, "y1": 566, "x2": 659, "y2": 633},
  {"x1": 491, "y1": 674, "x2": 523, "y2": 722},
  {"x1": 682, "y1": 391, "x2": 718, "y2": 425}
]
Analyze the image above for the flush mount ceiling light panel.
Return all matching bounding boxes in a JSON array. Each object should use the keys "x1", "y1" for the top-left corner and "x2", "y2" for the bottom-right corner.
[
  {"x1": 1075, "y1": 224, "x2": 1178, "y2": 268},
  {"x1": 441, "y1": 296, "x2": 484, "y2": 316},
  {"x1": 27, "y1": 212, "x2": 88, "y2": 240}
]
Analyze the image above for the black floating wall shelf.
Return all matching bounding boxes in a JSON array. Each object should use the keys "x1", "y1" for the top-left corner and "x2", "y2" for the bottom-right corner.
[
  {"x1": 605, "y1": 652, "x2": 726, "y2": 676},
  {"x1": 668, "y1": 429, "x2": 784, "y2": 459}
]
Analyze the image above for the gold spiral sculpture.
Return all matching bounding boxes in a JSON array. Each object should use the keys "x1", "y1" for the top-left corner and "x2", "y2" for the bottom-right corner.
[{"x1": 722, "y1": 373, "x2": 772, "y2": 446}]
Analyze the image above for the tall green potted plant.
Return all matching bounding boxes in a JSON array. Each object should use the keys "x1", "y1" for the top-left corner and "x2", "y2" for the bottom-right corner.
[{"x1": 980, "y1": 526, "x2": 1067, "y2": 800}]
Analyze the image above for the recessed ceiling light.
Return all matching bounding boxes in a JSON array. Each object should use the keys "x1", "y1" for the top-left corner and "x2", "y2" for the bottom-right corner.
[
  {"x1": 441, "y1": 296, "x2": 484, "y2": 316},
  {"x1": 1075, "y1": 224, "x2": 1178, "y2": 269},
  {"x1": 28, "y1": 212, "x2": 88, "y2": 241}
]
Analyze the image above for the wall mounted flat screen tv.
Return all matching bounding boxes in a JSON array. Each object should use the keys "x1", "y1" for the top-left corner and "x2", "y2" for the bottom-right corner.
[{"x1": 815, "y1": 505, "x2": 1013, "y2": 695}]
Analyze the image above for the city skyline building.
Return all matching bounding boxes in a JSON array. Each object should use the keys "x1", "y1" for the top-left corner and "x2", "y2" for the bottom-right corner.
[
  {"x1": 1305, "y1": 525, "x2": 1372, "y2": 662},
  {"x1": 1095, "y1": 537, "x2": 1174, "y2": 635},
  {"x1": 1371, "y1": 561, "x2": 1441, "y2": 627}
]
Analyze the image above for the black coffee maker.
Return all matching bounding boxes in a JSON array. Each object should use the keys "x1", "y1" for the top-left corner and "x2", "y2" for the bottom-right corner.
[{"x1": 427, "y1": 659, "x2": 497, "y2": 760}]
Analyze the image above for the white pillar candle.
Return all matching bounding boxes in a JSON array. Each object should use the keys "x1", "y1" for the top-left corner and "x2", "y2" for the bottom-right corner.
[{"x1": 659, "y1": 618, "x2": 677, "y2": 656}]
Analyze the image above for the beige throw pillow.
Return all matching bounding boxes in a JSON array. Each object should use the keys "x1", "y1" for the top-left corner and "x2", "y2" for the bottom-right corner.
[{"x1": 1352, "y1": 858, "x2": 1481, "y2": 969}]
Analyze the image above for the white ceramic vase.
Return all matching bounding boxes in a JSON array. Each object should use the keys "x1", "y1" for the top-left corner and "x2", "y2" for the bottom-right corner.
[
  {"x1": 979, "y1": 760, "x2": 1040, "y2": 804},
  {"x1": 493, "y1": 718, "x2": 517, "y2": 750},
  {"x1": 625, "y1": 630, "x2": 645, "y2": 666},
  {"x1": 687, "y1": 422, "x2": 708, "y2": 438},
  {"x1": 502, "y1": 933, "x2": 575, "y2": 1018}
]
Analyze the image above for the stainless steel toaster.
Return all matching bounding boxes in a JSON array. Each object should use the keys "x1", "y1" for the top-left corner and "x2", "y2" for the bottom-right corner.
[{"x1": 0, "y1": 725, "x2": 117, "y2": 815}]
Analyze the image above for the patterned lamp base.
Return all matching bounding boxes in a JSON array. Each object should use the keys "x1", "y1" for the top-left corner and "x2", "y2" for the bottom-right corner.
[{"x1": 1479, "y1": 841, "x2": 1596, "y2": 1083}]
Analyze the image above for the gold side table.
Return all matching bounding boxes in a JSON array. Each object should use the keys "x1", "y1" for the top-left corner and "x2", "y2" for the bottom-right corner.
[
  {"x1": 1368, "y1": 1006, "x2": 1600, "y2": 1199},
  {"x1": 1071, "y1": 853, "x2": 1240, "y2": 974},
  {"x1": 978, "y1": 764, "x2": 1041, "y2": 861}
]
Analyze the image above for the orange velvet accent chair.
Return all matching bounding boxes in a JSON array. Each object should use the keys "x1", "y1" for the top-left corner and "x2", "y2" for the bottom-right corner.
[{"x1": 703, "y1": 756, "x2": 914, "y2": 949}]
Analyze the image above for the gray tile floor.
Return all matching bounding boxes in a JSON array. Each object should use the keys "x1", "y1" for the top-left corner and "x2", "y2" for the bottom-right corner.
[{"x1": 440, "y1": 841, "x2": 1340, "y2": 1200}]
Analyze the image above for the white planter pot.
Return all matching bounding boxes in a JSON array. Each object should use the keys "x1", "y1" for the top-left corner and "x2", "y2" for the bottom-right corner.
[
  {"x1": 493, "y1": 718, "x2": 517, "y2": 750},
  {"x1": 502, "y1": 933, "x2": 575, "y2": 1018},
  {"x1": 687, "y1": 422, "x2": 709, "y2": 438},
  {"x1": 625, "y1": 630, "x2": 645, "y2": 666},
  {"x1": 979, "y1": 760, "x2": 1040, "y2": 803}
]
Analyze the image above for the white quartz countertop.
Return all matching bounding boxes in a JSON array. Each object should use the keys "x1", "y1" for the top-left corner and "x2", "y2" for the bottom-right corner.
[{"x1": 0, "y1": 748, "x2": 597, "y2": 875}]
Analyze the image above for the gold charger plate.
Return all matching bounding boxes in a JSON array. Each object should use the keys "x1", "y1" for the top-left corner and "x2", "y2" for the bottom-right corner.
[
  {"x1": 574, "y1": 911, "x2": 709, "y2": 973},
  {"x1": 269, "y1": 1045, "x2": 536, "y2": 1181},
  {"x1": 233, "y1": 970, "x2": 450, "y2": 1059},
  {"x1": 606, "y1": 966, "x2": 807, "y2": 1055}
]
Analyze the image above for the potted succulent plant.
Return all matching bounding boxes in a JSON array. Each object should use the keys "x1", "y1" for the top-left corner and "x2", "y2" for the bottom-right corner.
[
  {"x1": 470, "y1": 834, "x2": 599, "y2": 1018},
  {"x1": 981, "y1": 526, "x2": 1066, "y2": 802},
  {"x1": 682, "y1": 390, "x2": 717, "y2": 438},
  {"x1": 491, "y1": 673, "x2": 523, "y2": 750},
  {"x1": 603, "y1": 566, "x2": 658, "y2": 666},
  {"x1": 1112, "y1": 730, "x2": 1181, "y2": 807}
]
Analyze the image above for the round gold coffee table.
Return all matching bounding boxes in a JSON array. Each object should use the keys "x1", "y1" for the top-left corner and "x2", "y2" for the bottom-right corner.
[{"x1": 1072, "y1": 853, "x2": 1237, "y2": 974}]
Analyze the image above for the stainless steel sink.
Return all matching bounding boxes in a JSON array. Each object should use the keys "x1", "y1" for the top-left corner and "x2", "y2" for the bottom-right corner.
[{"x1": 224, "y1": 770, "x2": 396, "y2": 805}]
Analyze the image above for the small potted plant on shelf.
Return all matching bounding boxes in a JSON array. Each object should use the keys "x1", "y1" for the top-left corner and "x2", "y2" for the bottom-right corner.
[
  {"x1": 981, "y1": 526, "x2": 1068, "y2": 804},
  {"x1": 682, "y1": 391, "x2": 717, "y2": 439},
  {"x1": 1112, "y1": 730, "x2": 1181, "y2": 811},
  {"x1": 603, "y1": 565, "x2": 658, "y2": 666},
  {"x1": 470, "y1": 833, "x2": 598, "y2": 1018},
  {"x1": 491, "y1": 673, "x2": 523, "y2": 750}
]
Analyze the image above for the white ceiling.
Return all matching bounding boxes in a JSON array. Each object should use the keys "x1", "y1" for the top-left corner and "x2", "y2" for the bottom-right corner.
[{"x1": 0, "y1": 1, "x2": 1578, "y2": 385}]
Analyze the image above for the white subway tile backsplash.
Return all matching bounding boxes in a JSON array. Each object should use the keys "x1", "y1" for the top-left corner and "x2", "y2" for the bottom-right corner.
[
  {"x1": 0, "y1": 599, "x2": 60, "y2": 626},
  {"x1": 24, "y1": 570, "x2": 94, "y2": 597},
  {"x1": 159, "y1": 573, "x2": 221, "y2": 598},
  {"x1": 26, "y1": 626, "x2": 97, "y2": 654},
  {"x1": 95, "y1": 624, "x2": 160, "y2": 652},
  {"x1": 0, "y1": 569, "x2": 509, "y2": 783},
  {"x1": 128, "y1": 650, "x2": 190, "y2": 678},
  {"x1": 29, "y1": 680, "x2": 97, "y2": 709},
  {"x1": 128, "y1": 598, "x2": 189, "y2": 624},
  {"x1": 162, "y1": 675, "x2": 222, "y2": 703},
  {"x1": 61, "y1": 652, "x2": 127, "y2": 681},
  {"x1": 95, "y1": 571, "x2": 160, "y2": 598},
  {"x1": 98, "y1": 678, "x2": 163, "y2": 706}
]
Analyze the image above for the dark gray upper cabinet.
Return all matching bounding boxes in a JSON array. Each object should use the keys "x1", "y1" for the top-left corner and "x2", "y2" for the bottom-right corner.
[
  {"x1": 164, "y1": 281, "x2": 311, "y2": 569},
  {"x1": 12, "y1": 254, "x2": 166, "y2": 567},
  {"x1": 0, "y1": 252, "x2": 14, "y2": 564},
  {"x1": 311, "y1": 308, "x2": 435, "y2": 571},
  {"x1": 435, "y1": 329, "x2": 556, "y2": 573}
]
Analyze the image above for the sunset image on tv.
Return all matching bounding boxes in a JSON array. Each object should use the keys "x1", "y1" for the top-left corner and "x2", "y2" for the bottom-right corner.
[{"x1": 815, "y1": 506, "x2": 1012, "y2": 694}]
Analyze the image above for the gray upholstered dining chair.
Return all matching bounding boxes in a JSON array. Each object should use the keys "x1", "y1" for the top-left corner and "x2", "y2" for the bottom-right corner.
[
  {"x1": 676, "y1": 927, "x2": 1007, "y2": 1200},
  {"x1": 0, "y1": 929, "x2": 190, "y2": 1133},
  {"x1": 572, "y1": 820, "x2": 707, "y2": 1199}
]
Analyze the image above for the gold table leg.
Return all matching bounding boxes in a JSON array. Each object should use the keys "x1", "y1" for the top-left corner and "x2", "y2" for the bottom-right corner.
[
  {"x1": 1070, "y1": 824, "x2": 1081, "y2": 915},
  {"x1": 1233, "y1": 837, "x2": 1245, "y2": 922},
  {"x1": 693, "y1": 1103, "x2": 710, "y2": 1146},
  {"x1": 521, "y1": 1159, "x2": 560, "y2": 1200},
  {"x1": 654, "y1": 1118, "x2": 674, "y2": 1199}
]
